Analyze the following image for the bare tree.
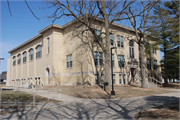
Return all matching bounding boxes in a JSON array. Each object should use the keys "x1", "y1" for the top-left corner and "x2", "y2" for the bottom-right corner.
[
  {"x1": 124, "y1": 0, "x2": 159, "y2": 88},
  {"x1": 43, "y1": 0, "x2": 135, "y2": 90}
]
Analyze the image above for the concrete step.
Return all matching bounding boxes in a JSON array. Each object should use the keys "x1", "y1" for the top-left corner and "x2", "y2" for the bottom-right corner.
[
  {"x1": 147, "y1": 82, "x2": 160, "y2": 89},
  {"x1": 34, "y1": 84, "x2": 43, "y2": 89}
]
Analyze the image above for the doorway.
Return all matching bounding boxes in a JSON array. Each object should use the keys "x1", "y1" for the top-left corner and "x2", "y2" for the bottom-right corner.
[{"x1": 46, "y1": 68, "x2": 50, "y2": 84}]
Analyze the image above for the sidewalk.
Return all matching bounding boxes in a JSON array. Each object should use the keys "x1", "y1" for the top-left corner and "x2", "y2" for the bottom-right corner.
[{"x1": 1, "y1": 87, "x2": 179, "y2": 120}]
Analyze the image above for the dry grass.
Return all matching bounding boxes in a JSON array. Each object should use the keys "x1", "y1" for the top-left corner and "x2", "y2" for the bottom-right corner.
[
  {"x1": 159, "y1": 82, "x2": 180, "y2": 89},
  {"x1": 43, "y1": 84, "x2": 170, "y2": 99},
  {"x1": 1, "y1": 91, "x2": 60, "y2": 102},
  {"x1": 133, "y1": 102, "x2": 179, "y2": 120}
]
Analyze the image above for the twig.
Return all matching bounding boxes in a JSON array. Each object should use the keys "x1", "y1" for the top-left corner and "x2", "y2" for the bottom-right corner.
[
  {"x1": 7, "y1": 0, "x2": 12, "y2": 16},
  {"x1": 24, "y1": 0, "x2": 39, "y2": 20}
]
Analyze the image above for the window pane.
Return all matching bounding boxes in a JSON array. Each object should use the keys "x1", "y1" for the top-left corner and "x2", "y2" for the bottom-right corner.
[
  {"x1": 119, "y1": 75, "x2": 121, "y2": 84},
  {"x1": 95, "y1": 74, "x2": 98, "y2": 84},
  {"x1": 110, "y1": 34, "x2": 113, "y2": 45},
  {"x1": 70, "y1": 61, "x2": 72, "y2": 67},
  {"x1": 123, "y1": 75, "x2": 126, "y2": 84},
  {"x1": 121, "y1": 36, "x2": 124, "y2": 47},
  {"x1": 101, "y1": 75, "x2": 104, "y2": 84},
  {"x1": 113, "y1": 75, "x2": 115, "y2": 84},
  {"x1": 94, "y1": 52, "x2": 98, "y2": 66},
  {"x1": 117, "y1": 35, "x2": 120, "y2": 47},
  {"x1": 67, "y1": 62, "x2": 69, "y2": 68},
  {"x1": 112, "y1": 54, "x2": 114, "y2": 66}
]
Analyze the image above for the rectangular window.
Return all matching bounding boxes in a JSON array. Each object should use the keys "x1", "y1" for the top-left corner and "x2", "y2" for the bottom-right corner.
[
  {"x1": 123, "y1": 75, "x2": 126, "y2": 84},
  {"x1": 119, "y1": 75, "x2": 122, "y2": 84},
  {"x1": 118, "y1": 55, "x2": 125, "y2": 67},
  {"x1": 94, "y1": 52, "x2": 103, "y2": 66},
  {"x1": 66, "y1": 55, "x2": 72, "y2": 68},
  {"x1": 121, "y1": 36, "x2": 124, "y2": 47},
  {"x1": 99, "y1": 52, "x2": 103, "y2": 66},
  {"x1": 112, "y1": 54, "x2": 114, "y2": 67},
  {"x1": 101, "y1": 75, "x2": 104, "y2": 85},
  {"x1": 117, "y1": 35, "x2": 120, "y2": 47},
  {"x1": 47, "y1": 37, "x2": 50, "y2": 54},
  {"x1": 110, "y1": 34, "x2": 114, "y2": 46},
  {"x1": 95, "y1": 74, "x2": 98, "y2": 84},
  {"x1": 153, "y1": 60, "x2": 157, "y2": 70},
  {"x1": 130, "y1": 47, "x2": 134, "y2": 58},
  {"x1": 113, "y1": 75, "x2": 115, "y2": 84},
  {"x1": 147, "y1": 59, "x2": 151, "y2": 70},
  {"x1": 153, "y1": 48, "x2": 157, "y2": 54}
]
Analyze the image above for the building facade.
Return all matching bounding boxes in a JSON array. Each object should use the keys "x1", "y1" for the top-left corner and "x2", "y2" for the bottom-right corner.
[{"x1": 7, "y1": 19, "x2": 161, "y2": 87}]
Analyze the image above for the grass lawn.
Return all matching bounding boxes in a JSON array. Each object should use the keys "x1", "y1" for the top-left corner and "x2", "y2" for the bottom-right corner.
[
  {"x1": 42, "y1": 84, "x2": 170, "y2": 99},
  {"x1": 1, "y1": 91, "x2": 60, "y2": 102}
]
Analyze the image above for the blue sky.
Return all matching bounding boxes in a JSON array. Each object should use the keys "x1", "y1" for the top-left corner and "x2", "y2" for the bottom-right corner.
[
  {"x1": 0, "y1": 1, "x2": 163, "y2": 73},
  {"x1": 0, "y1": 1, "x2": 71, "y2": 73}
]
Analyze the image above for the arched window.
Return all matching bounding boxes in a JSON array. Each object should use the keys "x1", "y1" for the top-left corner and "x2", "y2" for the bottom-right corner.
[
  {"x1": 13, "y1": 56, "x2": 16, "y2": 66},
  {"x1": 36, "y1": 45, "x2": 42, "y2": 58},
  {"x1": 129, "y1": 41, "x2": 134, "y2": 58},
  {"x1": 23, "y1": 52, "x2": 27, "y2": 63},
  {"x1": 17, "y1": 54, "x2": 21, "y2": 64},
  {"x1": 29, "y1": 49, "x2": 34, "y2": 61}
]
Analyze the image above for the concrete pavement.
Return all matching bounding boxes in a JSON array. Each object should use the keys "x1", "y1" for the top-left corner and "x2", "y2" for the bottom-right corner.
[{"x1": 0, "y1": 87, "x2": 179, "y2": 120}]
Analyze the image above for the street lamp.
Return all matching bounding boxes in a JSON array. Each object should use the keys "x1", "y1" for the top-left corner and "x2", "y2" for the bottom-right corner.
[{"x1": 111, "y1": 47, "x2": 117, "y2": 98}]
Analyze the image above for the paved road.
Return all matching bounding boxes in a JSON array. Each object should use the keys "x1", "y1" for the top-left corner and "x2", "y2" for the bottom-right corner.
[{"x1": 1, "y1": 87, "x2": 179, "y2": 120}]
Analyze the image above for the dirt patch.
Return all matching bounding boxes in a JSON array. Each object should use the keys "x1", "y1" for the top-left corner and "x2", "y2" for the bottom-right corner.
[
  {"x1": 159, "y1": 83, "x2": 180, "y2": 89},
  {"x1": 42, "y1": 84, "x2": 169, "y2": 99},
  {"x1": 133, "y1": 102, "x2": 179, "y2": 120}
]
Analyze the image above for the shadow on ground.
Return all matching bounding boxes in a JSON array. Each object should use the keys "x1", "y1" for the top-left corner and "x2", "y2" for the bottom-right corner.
[{"x1": 1, "y1": 95, "x2": 179, "y2": 119}]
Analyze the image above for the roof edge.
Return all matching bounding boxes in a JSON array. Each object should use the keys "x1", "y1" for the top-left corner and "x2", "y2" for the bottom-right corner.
[
  {"x1": 38, "y1": 24, "x2": 62, "y2": 34},
  {"x1": 8, "y1": 34, "x2": 42, "y2": 53}
]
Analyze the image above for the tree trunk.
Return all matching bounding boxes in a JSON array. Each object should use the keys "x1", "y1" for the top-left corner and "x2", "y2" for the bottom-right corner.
[
  {"x1": 164, "y1": 45, "x2": 168, "y2": 85},
  {"x1": 101, "y1": 0, "x2": 111, "y2": 91},
  {"x1": 140, "y1": 43, "x2": 146, "y2": 88}
]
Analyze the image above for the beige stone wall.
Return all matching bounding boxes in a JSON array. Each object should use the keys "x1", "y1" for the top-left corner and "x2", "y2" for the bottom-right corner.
[{"x1": 7, "y1": 22, "x2": 161, "y2": 86}]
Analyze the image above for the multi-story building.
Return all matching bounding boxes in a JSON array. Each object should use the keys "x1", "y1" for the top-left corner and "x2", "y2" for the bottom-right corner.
[{"x1": 6, "y1": 18, "x2": 161, "y2": 87}]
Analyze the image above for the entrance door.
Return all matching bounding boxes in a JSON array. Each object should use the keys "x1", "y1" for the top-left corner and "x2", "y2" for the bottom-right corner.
[{"x1": 131, "y1": 68, "x2": 135, "y2": 82}]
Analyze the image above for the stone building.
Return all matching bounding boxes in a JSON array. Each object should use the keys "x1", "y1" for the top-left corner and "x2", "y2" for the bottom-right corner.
[{"x1": 6, "y1": 18, "x2": 161, "y2": 87}]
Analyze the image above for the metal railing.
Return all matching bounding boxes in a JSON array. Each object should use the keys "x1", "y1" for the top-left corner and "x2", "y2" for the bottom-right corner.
[{"x1": 148, "y1": 77, "x2": 162, "y2": 85}]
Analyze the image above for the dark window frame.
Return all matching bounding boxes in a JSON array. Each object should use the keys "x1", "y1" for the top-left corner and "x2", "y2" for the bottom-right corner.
[
  {"x1": 36, "y1": 45, "x2": 42, "y2": 59},
  {"x1": 66, "y1": 55, "x2": 72, "y2": 68},
  {"x1": 23, "y1": 52, "x2": 27, "y2": 63},
  {"x1": 17, "y1": 54, "x2": 21, "y2": 64},
  {"x1": 147, "y1": 59, "x2": 151, "y2": 70}
]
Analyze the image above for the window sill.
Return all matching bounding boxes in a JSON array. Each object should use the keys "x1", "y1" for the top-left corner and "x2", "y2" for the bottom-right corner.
[
  {"x1": 95, "y1": 65, "x2": 104, "y2": 67},
  {"x1": 36, "y1": 57, "x2": 42, "y2": 60},
  {"x1": 117, "y1": 47, "x2": 124, "y2": 49},
  {"x1": 29, "y1": 60, "x2": 34, "y2": 62},
  {"x1": 66, "y1": 67, "x2": 73, "y2": 70},
  {"x1": 23, "y1": 62, "x2": 26, "y2": 64}
]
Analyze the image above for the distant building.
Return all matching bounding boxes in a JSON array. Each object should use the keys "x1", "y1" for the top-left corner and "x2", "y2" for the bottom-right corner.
[
  {"x1": 7, "y1": 18, "x2": 161, "y2": 87},
  {"x1": 0, "y1": 71, "x2": 7, "y2": 82}
]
